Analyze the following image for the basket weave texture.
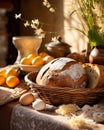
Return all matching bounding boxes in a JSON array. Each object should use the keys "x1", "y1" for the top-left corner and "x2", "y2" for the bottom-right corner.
[{"x1": 25, "y1": 71, "x2": 104, "y2": 106}]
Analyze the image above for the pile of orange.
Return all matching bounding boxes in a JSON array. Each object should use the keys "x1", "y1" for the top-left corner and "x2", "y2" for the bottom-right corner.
[
  {"x1": 0, "y1": 67, "x2": 20, "y2": 88},
  {"x1": 19, "y1": 51, "x2": 54, "y2": 66},
  {"x1": 0, "y1": 51, "x2": 54, "y2": 88}
]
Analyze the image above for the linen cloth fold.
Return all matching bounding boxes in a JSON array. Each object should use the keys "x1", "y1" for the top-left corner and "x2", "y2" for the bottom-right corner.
[{"x1": 10, "y1": 104, "x2": 72, "y2": 130}]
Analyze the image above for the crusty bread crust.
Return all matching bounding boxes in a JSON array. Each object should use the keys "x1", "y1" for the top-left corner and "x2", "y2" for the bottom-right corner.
[
  {"x1": 82, "y1": 63, "x2": 104, "y2": 88},
  {"x1": 36, "y1": 57, "x2": 87, "y2": 88},
  {"x1": 67, "y1": 52, "x2": 86, "y2": 63}
]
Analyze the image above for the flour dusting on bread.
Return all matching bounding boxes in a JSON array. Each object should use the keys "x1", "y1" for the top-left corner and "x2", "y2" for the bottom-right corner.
[
  {"x1": 60, "y1": 64, "x2": 86, "y2": 82},
  {"x1": 49, "y1": 57, "x2": 75, "y2": 71},
  {"x1": 36, "y1": 57, "x2": 87, "y2": 88}
]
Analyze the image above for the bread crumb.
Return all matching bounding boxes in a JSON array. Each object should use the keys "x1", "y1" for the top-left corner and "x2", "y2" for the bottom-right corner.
[
  {"x1": 55, "y1": 104, "x2": 80, "y2": 116},
  {"x1": 69, "y1": 114, "x2": 95, "y2": 130}
]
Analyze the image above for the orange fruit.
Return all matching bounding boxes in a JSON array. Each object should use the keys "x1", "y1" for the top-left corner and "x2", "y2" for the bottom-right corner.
[
  {"x1": 43, "y1": 55, "x2": 54, "y2": 64},
  {"x1": 32, "y1": 56, "x2": 44, "y2": 67},
  {"x1": 27, "y1": 52, "x2": 38, "y2": 63},
  {"x1": 0, "y1": 69, "x2": 6, "y2": 77},
  {"x1": 6, "y1": 75, "x2": 20, "y2": 88},
  {"x1": 0, "y1": 75, "x2": 6, "y2": 85},
  {"x1": 20, "y1": 57, "x2": 31, "y2": 65},
  {"x1": 5, "y1": 68, "x2": 18, "y2": 78},
  {"x1": 39, "y1": 52, "x2": 49, "y2": 58}
]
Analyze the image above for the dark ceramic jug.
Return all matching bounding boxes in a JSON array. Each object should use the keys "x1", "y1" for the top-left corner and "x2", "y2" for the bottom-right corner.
[{"x1": 89, "y1": 46, "x2": 104, "y2": 65}]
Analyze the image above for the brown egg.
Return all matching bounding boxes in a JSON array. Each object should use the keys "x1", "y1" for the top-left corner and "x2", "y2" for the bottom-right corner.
[{"x1": 19, "y1": 92, "x2": 35, "y2": 106}]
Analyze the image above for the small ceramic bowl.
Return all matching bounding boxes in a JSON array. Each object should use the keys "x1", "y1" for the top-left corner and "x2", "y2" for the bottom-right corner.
[{"x1": 18, "y1": 64, "x2": 41, "y2": 73}]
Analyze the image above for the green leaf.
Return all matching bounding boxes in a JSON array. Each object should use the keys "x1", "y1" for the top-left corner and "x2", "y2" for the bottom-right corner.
[
  {"x1": 69, "y1": 10, "x2": 77, "y2": 17},
  {"x1": 88, "y1": 13, "x2": 94, "y2": 28},
  {"x1": 88, "y1": 28, "x2": 104, "y2": 47}
]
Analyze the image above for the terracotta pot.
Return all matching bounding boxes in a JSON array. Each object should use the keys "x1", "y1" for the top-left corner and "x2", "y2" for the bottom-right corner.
[
  {"x1": 12, "y1": 36, "x2": 42, "y2": 63},
  {"x1": 89, "y1": 46, "x2": 104, "y2": 65}
]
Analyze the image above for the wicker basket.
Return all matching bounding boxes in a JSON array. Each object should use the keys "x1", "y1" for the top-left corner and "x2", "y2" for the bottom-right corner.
[{"x1": 25, "y1": 71, "x2": 104, "y2": 107}]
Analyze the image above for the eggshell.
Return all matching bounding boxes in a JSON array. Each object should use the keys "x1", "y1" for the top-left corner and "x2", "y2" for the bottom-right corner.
[
  {"x1": 32, "y1": 98, "x2": 46, "y2": 110},
  {"x1": 32, "y1": 92, "x2": 39, "y2": 99},
  {"x1": 19, "y1": 92, "x2": 35, "y2": 105}
]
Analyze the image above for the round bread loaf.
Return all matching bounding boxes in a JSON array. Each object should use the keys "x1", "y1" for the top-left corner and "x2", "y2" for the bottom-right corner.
[
  {"x1": 67, "y1": 52, "x2": 86, "y2": 63},
  {"x1": 82, "y1": 63, "x2": 104, "y2": 88},
  {"x1": 36, "y1": 57, "x2": 87, "y2": 88}
]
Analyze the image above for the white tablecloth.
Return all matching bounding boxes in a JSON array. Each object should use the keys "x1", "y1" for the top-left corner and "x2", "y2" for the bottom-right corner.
[
  {"x1": 10, "y1": 104, "x2": 72, "y2": 130},
  {"x1": 10, "y1": 104, "x2": 104, "y2": 130}
]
